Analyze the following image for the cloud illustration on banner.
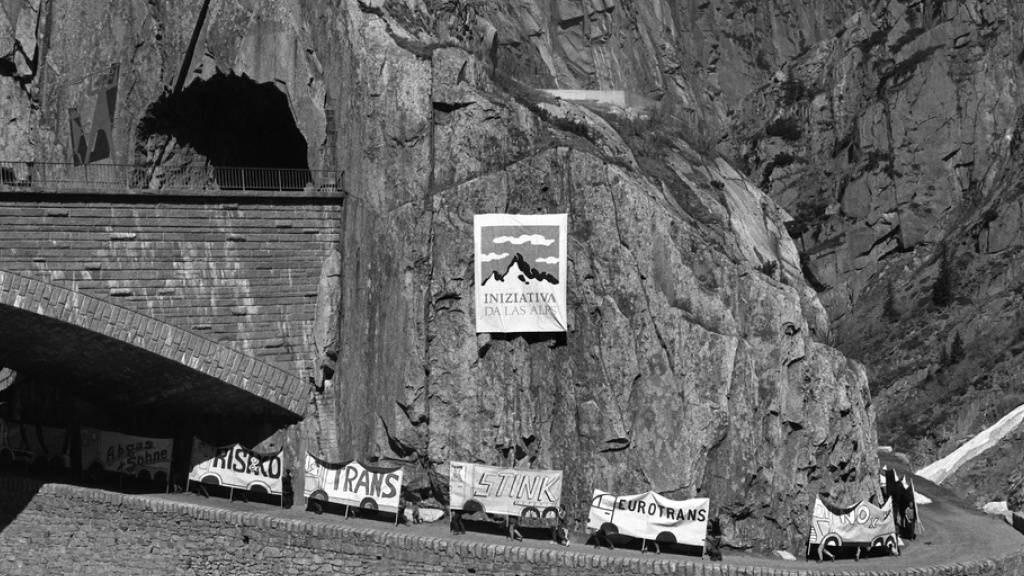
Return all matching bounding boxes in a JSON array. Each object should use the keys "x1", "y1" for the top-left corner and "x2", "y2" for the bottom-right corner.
[
  {"x1": 479, "y1": 252, "x2": 509, "y2": 262},
  {"x1": 493, "y1": 234, "x2": 555, "y2": 246},
  {"x1": 535, "y1": 256, "x2": 559, "y2": 264}
]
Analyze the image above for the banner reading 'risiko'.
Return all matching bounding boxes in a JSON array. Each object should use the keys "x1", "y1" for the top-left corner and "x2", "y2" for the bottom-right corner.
[
  {"x1": 187, "y1": 439, "x2": 283, "y2": 494},
  {"x1": 474, "y1": 214, "x2": 568, "y2": 333},
  {"x1": 587, "y1": 489, "x2": 709, "y2": 546},
  {"x1": 449, "y1": 461, "x2": 563, "y2": 517}
]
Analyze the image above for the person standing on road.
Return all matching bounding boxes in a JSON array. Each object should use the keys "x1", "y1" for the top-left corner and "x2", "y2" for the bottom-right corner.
[
  {"x1": 282, "y1": 469, "x2": 294, "y2": 509},
  {"x1": 706, "y1": 516, "x2": 723, "y2": 561},
  {"x1": 508, "y1": 516, "x2": 523, "y2": 541},
  {"x1": 450, "y1": 509, "x2": 466, "y2": 534},
  {"x1": 553, "y1": 505, "x2": 570, "y2": 546}
]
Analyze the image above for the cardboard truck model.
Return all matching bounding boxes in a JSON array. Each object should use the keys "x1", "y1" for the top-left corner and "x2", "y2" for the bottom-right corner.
[
  {"x1": 188, "y1": 441, "x2": 282, "y2": 494},
  {"x1": 303, "y1": 452, "x2": 403, "y2": 514},
  {"x1": 0, "y1": 418, "x2": 70, "y2": 468},
  {"x1": 807, "y1": 496, "x2": 899, "y2": 557}
]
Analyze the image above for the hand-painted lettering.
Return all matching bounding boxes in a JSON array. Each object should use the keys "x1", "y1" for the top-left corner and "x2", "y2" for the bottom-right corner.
[
  {"x1": 233, "y1": 448, "x2": 248, "y2": 472},
  {"x1": 475, "y1": 472, "x2": 496, "y2": 497},
  {"x1": 382, "y1": 473, "x2": 399, "y2": 499},
  {"x1": 343, "y1": 465, "x2": 359, "y2": 492},
  {"x1": 369, "y1": 470, "x2": 384, "y2": 497}
]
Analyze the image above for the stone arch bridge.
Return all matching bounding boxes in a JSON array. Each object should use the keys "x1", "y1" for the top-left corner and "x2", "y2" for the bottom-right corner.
[{"x1": 0, "y1": 161, "x2": 343, "y2": 423}]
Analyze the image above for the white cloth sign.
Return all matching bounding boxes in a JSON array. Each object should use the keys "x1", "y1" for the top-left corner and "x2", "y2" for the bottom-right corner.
[
  {"x1": 808, "y1": 496, "x2": 898, "y2": 550},
  {"x1": 448, "y1": 461, "x2": 562, "y2": 517},
  {"x1": 587, "y1": 489, "x2": 709, "y2": 546},
  {"x1": 303, "y1": 453, "x2": 403, "y2": 513},
  {"x1": 81, "y1": 428, "x2": 172, "y2": 477},
  {"x1": 187, "y1": 439, "x2": 283, "y2": 494},
  {"x1": 0, "y1": 418, "x2": 70, "y2": 467},
  {"x1": 474, "y1": 213, "x2": 568, "y2": 333}
]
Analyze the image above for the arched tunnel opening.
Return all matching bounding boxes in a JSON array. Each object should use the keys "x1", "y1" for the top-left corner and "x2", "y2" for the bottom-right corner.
[
  {"x1": 0, "y1": 292, "x2": 299, "y2": 489},
  {"x1": 0, "y1": 365, "x2": 293, "y2": 490},
  {"x1": 137, "y1": 72, "x2": 312, "y2": 189}
]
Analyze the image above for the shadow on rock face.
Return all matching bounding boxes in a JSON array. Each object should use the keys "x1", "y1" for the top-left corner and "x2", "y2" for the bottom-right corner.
[{"x1": 136, "y1": 71, "x2": 310, "y2": 175}]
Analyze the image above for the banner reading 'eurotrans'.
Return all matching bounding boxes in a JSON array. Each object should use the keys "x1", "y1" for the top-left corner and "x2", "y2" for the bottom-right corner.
[
  {"x1": 187, "y1": 439, "x2": 283, "y2": 494},
  {"x1": 448, "y1": 461, "x2": 562, "y2": 517},
  {"x1": 303, "y1": 453, "x2": 403, "y2": 513},
  {"x1": 474, "y1": 214, "x2": 567, "y2": 333},
  {"x1": 587, "y1": 489, "x2": 709, "y2": 546},
  {"x1": 80, "y1": 428, "x2": 172, "y2": 477}
]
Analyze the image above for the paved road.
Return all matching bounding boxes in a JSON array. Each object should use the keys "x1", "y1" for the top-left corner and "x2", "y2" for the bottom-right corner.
[{"x1": 158, "y1": 467, "x2": 1024, "y2": 573}]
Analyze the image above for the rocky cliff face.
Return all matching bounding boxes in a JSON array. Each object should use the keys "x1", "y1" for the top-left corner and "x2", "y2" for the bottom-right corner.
[
  {"x1": 712, "y1": 0, "x2": 1024, "y2": 507},
  {"x1": 0, "y1": 0, "x2": 881, "y2": 551}
]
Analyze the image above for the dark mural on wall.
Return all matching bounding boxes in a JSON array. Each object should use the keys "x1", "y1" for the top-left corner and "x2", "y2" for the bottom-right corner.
[{"x1": 68, "y1": 63, "x2": 119, "y2": 165}]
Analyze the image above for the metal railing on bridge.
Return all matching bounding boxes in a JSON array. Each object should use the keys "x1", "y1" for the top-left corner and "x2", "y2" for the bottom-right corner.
[{"x1": 0, "y1": 161, "x2": 342, "y2": 195}]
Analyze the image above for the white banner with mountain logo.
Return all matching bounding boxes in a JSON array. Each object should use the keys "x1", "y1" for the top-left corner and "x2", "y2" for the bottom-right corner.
[{"x1": 474, "y1": 213, "x2": 568, "y2": 333}]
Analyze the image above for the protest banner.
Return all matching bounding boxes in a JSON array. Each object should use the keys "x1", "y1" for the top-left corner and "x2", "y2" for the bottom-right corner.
[
  {"x1": 587, "y1": 489, "x2": 709, "y2": 546},
  {"x1": 448, "y1": 461, "x2": 562, "y2": 519},
  {"x1": 807, "y1": 495, "x2": 898, "y2": 555},
  {"x1": 187, "y1": 439, "x2": 283, "y2": 494},
  {"x1": 80, "y1": 428, "x2": 172, "y2": 478},
  {"x1": 880, "y1": 467, "x2": 919, "y2": 539},
  {"x1": 303, "y1": 452, "x2": 403, "y2": 514},
  {"x1": 0, "y1": 418, "x2": 70, "y2": 468},
  {"x1": 474, "y1": 213, "x2": 568, "y2": 333}
]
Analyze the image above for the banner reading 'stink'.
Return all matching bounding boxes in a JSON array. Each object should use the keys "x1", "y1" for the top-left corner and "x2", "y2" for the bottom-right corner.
[
  {"x1": 448, "y1": 461, "x2": 562, "y2": 517},
  {"x1": 474, "y1": 214, "x2": 568, "y2": 333}
]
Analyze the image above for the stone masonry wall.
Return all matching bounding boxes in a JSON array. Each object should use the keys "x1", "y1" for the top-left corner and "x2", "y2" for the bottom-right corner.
[
  {"x1": 1, "y1": 479, "x2": 1023, "y2": 576},
  {"x1": 0, "y1": 189, "x2": 341, "y2": 378}
]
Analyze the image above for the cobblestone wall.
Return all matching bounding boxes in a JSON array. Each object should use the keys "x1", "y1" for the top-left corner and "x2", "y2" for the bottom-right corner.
[
  {"x1": 1, "y1": 479, "x2": 1024, "y2": 576},
  {"x1": 0, "y1": 190, "x2": 341, "y2": 378}
]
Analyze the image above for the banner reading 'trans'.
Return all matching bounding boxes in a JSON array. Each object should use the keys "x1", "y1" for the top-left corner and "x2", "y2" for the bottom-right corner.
[{"x1": 474, "y1": 214, "x2": 567, "y2": 333}]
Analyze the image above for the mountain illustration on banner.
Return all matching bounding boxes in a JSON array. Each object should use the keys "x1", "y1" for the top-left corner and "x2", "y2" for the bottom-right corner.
[
  {"x1": 474, "y1": 214, "x2": 567, "y2": 334},
  {"x1": 482, "y1": 253, "x2": 559, "y2": 286}
]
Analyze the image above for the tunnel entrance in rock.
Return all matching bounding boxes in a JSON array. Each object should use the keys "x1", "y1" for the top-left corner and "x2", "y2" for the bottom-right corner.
[{"x1": 137, "y1": 72, "x2": 311, "y2": 188}]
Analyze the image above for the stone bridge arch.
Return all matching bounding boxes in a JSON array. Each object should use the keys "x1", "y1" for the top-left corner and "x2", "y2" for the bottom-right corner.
[{"x1": 0, "y1": 270, "x2": 305, "y2": 421}]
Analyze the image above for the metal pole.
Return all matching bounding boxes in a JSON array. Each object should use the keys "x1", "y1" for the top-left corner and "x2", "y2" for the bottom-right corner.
[{"x1": 230, "y1": 487, "x2": 235, "y2": 501}]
